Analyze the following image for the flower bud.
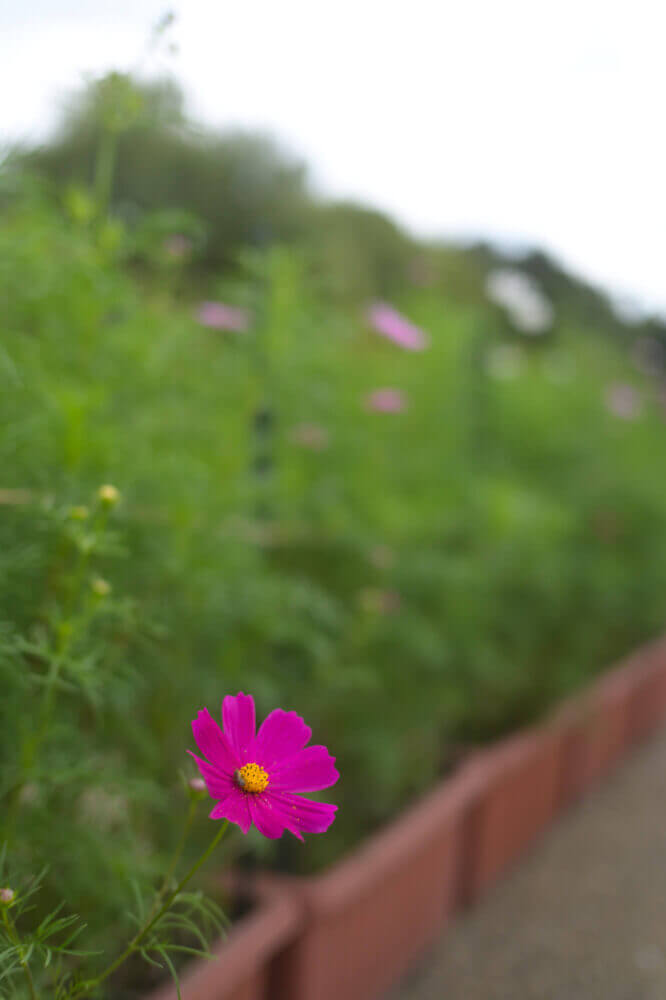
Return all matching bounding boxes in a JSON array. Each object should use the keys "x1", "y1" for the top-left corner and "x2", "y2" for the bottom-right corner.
[
  {"x1": 68, "y1": 505, "x2": 90, "y2": 521},
  {"x1": 188, "y1": 777, "x2": 206, "y2": 793},
  {"x1": 97, "y1": 484, "x2": 120, "y2": 507},
  {"x1": 0, "y1": 888, "x2": 15, "y2": 904},
  {"x1": 91, "y1": 577, "x2": 111, "y2": 598}
]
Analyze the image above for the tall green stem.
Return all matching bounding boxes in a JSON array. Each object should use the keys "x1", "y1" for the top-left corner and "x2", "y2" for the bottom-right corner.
[{"x1": 2, "y1": 907, "x2": 38, "y2": 1000}]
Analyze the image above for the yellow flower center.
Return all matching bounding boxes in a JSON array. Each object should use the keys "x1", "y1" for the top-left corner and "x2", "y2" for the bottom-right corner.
[{"x1": 235, "y1": 763, "x2": 269, "y2": 794}]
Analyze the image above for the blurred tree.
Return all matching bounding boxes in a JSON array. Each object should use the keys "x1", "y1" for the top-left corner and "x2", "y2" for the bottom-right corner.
[
  {"x1": 15, "y1": 74, "x2": 313, "y2": 271},
  {"x1": 306, "y1": 201, "x2": 416, "y2": 302}
]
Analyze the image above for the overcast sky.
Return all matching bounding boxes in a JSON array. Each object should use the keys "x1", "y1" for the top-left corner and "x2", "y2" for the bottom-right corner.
[{"x1": 2, "y1": 0, "x2": 664, "y2": 316}]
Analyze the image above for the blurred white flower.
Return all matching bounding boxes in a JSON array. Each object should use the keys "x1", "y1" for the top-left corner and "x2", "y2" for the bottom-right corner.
[
  {"x1": 486, "y1": 269, "x2": 553, "y2": 335},
  {"x1": 485, "y1": 343, "x2": 525, "y2": 379},
  {"x1": 79, "y1": 787, "x2": 128, "y2": 832},
  {"x1": 604, "y1": 382, "x2": 642, "y2": 420},
  {"x1": 18, "y1": 783, "x2": 41, "y2": 807}
]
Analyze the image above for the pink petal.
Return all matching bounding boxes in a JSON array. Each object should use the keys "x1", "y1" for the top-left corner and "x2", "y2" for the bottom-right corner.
[
  {"x1": 222, "y1": 692, "x2": 256, "y2": 761},
  {"x1": 187, "y1": 751, "x2": 234, "y2": 800},
  {"x1": 192, "y1": 708, "x2": 239, "y2": 772},
  {"x1": 209, "y1": 788, "x2": 252, "y2": 833},
  {"x1": 253, "y1": 709, "x2": 312, "y2": 769},
  {"x1": 248, "y1": 795, "x2": 287, "y2": 839},
  {"x1": 270, "y1": 745, "x2": 339, "y2": 793},
  {"x1": 266, "y1": 791, "x2": 337, "y2": 838}
]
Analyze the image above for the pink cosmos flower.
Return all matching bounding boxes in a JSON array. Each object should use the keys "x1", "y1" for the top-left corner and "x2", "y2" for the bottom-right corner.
[
  {"x1": 196, "y1": 301, "x2": 250, "y2": 333},
  {"x1": 365, "y1": 388, "x2": 407, "y2": 413},
  {"x1": 189, "y1": 693, "x2": 338, "y2": 839},
  {"x1": 366, "y1": 302, "x2": 429, "y2": 351}
]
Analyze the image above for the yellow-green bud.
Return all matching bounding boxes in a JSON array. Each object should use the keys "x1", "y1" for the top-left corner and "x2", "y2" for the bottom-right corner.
[
  {"x1": 97, "y1": 484, "x2": 120, "y2": 507},
  {"x1": 91, "y1": 577, "x2": 111, "y2": 598},
  {"x1": 68, "y1": 505, "x2": 90, "y2": 521}
]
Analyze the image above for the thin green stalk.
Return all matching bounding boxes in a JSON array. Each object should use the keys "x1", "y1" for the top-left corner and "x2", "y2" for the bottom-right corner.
[
  {"x1": 2, "y1": 906, "x2": 38, "y2": 1000},
  {"x1": 76, "y1": 820, "x2": 229, "y2": 997},
  {"x1": 155, "y1": 798, "x2": 197, "y2": 905}
]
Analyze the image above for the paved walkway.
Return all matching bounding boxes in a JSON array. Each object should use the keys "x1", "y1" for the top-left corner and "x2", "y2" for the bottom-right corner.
[{"x1": 390, "y1": 726, "x2": 666, "y2": 1000}]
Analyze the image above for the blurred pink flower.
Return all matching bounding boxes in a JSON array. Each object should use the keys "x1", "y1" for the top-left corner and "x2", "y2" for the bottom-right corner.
[
  {"x1": 358, "y1": 587, "x2": 402, "y2": 615},
  {"x1": 290, "y1": 423, "x2": 329, "y2": 451},
  {"x1": 365, "y1": 388, "x2": 407, "y2": 413},
  {"x1": 196, "y1": 301, "x2": 250, "y2": 332},
  {"x1": 604, "y1": 383, "x2": 642, "y2": 420},
  {"x1": 164, "y1": 234, "x2": 192, "y2": 258},
  {"x1": 366, "y1": 302, "x2": 429, "y2": 351},
  {"x1": 190, "y1": 692, "x2": 338, "y2": 839}
]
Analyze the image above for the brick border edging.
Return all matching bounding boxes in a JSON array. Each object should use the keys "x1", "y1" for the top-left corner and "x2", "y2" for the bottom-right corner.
[{"x1": 263, "y1": 633, "x2": 666, "y2": 1000}]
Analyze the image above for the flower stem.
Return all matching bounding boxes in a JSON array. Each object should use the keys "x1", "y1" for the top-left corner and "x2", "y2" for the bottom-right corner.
[
  {"x1": 76, "y1": 820, "x2": 229, "y2": 997},
  {"x1": 157, "y1": 798, "x2": 198, "y2": 899},
  {"x1": 1, "y1": 906, "x2": 38, "y2": 1000}
]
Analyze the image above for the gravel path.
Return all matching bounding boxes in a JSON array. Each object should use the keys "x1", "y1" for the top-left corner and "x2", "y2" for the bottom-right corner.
[{"x1": 390, "y1": 726, "x2": 666, "y2": 1000}]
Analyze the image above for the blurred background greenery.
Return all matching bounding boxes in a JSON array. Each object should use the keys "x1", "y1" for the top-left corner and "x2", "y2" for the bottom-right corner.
[{"x1": 3, "y1": 65, "x2": 666, "y2": 995}]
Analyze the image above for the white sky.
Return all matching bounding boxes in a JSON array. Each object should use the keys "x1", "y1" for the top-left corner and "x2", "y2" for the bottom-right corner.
[{"x1": 2, "y1": 0, "x2": 665, "y2": 316}]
